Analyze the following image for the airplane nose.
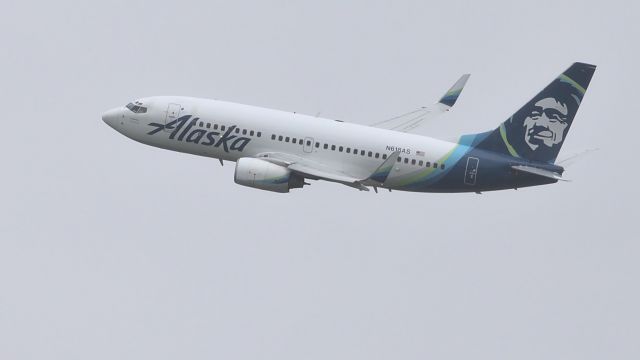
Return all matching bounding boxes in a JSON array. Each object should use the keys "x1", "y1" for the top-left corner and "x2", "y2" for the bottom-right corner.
[{"x1": 102, "y1": 107, "x2": 122, "y2": 127}]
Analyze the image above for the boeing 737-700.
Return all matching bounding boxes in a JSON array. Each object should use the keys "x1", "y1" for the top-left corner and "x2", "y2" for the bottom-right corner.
[{"x1": 102, "y1": 62, "x2": 595, "y2": 193}]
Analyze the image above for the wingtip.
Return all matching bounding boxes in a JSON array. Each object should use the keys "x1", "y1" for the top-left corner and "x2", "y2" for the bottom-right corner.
[
  {"x1": 573, "y1": 61, "x2": 597, "y2": 69},
  {"x1": 438, "y1": 74, "x2": 470, "y2": 107}
]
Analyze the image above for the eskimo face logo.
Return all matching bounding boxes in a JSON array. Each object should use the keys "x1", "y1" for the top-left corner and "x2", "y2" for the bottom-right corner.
[
  {"x1": 522, "y1": 97, "x2": 569, "y2": 150},
  {"x1": 146, "y1": 115, "x2": 251, "y2": 153}
]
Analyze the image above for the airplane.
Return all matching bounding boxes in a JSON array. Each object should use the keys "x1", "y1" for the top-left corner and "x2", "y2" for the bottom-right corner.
[{"x1": 102, "y1": 62, "x2": 596, "y2": 194}]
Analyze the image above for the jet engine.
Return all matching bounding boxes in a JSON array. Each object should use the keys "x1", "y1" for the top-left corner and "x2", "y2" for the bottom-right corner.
[{"x1": 234, "y1": 158, "x2": 305, "y2": 193}]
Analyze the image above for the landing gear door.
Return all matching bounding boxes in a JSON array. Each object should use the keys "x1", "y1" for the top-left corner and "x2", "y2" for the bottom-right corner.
[
  {"x1": 464, "y1": 157, "x2": 479, "y2": 186},
  {"x1": 165, "y1": 103, "x2": 182, "y2": 131}
]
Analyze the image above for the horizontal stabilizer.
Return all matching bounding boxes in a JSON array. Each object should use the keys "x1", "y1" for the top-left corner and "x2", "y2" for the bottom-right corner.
[
  {"x1": 511, "y1": 165, "x2": 568, "y2": 181},
  {"x1": 557, "y1": 148, "x2": 599, "y2": 167}
]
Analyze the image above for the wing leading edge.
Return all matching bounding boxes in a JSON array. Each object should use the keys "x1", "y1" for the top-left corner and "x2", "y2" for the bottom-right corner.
[{"x1": 258, "y1": 151, "x2": 400, "y2": 191}]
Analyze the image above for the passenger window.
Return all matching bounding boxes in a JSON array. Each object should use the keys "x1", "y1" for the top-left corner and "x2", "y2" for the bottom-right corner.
[
  {"x1": 235, "y1": 128, "x2": 240, "y2": 134},
  {"x1": 257, "y1": 132, "x2": 262, "y2": 137},
  {"x1": 306, "y1": 140, "x2": 311, "y2": 146},
  {"x1": 361, "y1": 150, "x2": 365, "y2": 156},
  {"x1": 353, "y1": 148, "x2": 358, "y2": 154},
  {"x1": 324, "y1": 144, "x2": 328, "y2": 149},
  {"x1": 375, "y1": 153, "x2": 380, "y2": 159},
  {"x1": 292, "y1": 138, "x2": 297, "y2": 143},
  {"x1": 214, "y1": 124, "x2": 218, "y2": 130},
  {"x1": 206, "y1": 123, "x2": 211, "y2": 129},
  {"x1": 411, "y1": 159, "x2": 416, "y2": 165},
  {"x1": 440, "y1": 164, "x2": 445, "y2": 170},
  {"x1": 315, "y1": 142, "x2": 320, "y2": 148},
  {"x1": 382, "y1": 154, "x2": 387, "y2": 159},
  {"x1": 250, "y1": 130, "x2": 254, "y2": 136},
  {"x1": 419, "y1": 160, "x2": 423, "y2": 166},
  {"x1": 242, "y1": 129, "x2": 247, "y2": 135},
  {"x1": 404, "y1": 158, "x2": 408, "y2": 164},
  {"x1": 199, "y1": 122, "x2": 204, "y2": 127},
  {"x1": 278, "y1": 135, "x2": 283, "y2": 141},
  {"x1": 285, "y1": 137, "x2": 290, "y2": 142},
  {"x1": 397, "y1": 157, "x2": 401, "y2": 162},
  {"x1": 331, "y1": 145, "x2": 336, "y2": 151},
  {"x1": 221, "y1": 125, "x2": 226, "y2": 131},
  {"x1": 271, "y1": 134, "x2": 276, "y2": 140},
  {"x1": 433, "y1": 162, "x2": 438, "y2": 168},
  {"x1": 339, "y1": 146, "x2": 343, "y2": 152},
  {"x1": 299, "y1": 139, "x2": 304, "y2": 145},
  {"x1": 346, "y1": 148, "x2": 351, "y2": 153},
  {"x1": 426, "y1": 162, "x2": 431, "y2": 167},
  {"x1": 368, "y1": 151, "x2": 372, "y2": 157}
]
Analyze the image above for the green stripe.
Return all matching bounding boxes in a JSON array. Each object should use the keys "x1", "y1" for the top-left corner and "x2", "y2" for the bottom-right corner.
[
  {"x1": 395, "y1": 145, "x2": 460, "y2": 186},
  {"x1": 499, "y1": 123, "x2": 520, "y2": 158},
  {"x1": 558, "y1": 74, "x2": 586, "y2": 95}
]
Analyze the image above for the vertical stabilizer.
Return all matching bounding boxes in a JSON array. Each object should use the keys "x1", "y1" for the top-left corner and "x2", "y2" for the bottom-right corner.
[{"x1": 470, "y1": 62, "x2": 596, "y2": 163}]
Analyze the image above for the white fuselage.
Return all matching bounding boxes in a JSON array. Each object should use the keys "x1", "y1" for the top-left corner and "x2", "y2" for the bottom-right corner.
[{"x1": 103, "y1": 96, "x2": 468, "y2": 191}]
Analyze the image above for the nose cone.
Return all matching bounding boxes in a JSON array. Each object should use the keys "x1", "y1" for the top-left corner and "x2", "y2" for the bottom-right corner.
[{"x1": 102, "y1": 107, "x2": 122, "y2": 128}]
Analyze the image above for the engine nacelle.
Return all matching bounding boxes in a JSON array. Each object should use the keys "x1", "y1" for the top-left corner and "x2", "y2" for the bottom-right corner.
[{"x1": 234, "y1": 158, "x2": 305, "y2": 193}]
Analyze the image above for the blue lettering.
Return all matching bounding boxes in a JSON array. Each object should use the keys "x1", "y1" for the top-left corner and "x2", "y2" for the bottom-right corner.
[
  {"x1": 186, "y1": 129, "x2": 207, "y2": 144},
  {"x1": 177, "y1": 117, "x2": 198, "y2": 141},
  {"x1": 202, "y1": 131, "x2": 220, "y2": 146},
  {"x1": 146, "y1": 117, "x2": 252, "y2": 153},
  {"x1": 215, "y1": 125, "x2": 237, "y2": 152},
  {"x1": 169, "y1": 116, "x2": 191, "y2": 139}
]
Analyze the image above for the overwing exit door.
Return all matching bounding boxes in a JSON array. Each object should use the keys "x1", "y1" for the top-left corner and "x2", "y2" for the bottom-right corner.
[{"x1": 303, "y1": 137, "x2": 314, "y2": 153}]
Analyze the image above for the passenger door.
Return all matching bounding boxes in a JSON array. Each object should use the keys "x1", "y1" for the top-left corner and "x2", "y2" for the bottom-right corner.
[{"x1": 164, "y1": 103, "x2": 182, "y2": 131}]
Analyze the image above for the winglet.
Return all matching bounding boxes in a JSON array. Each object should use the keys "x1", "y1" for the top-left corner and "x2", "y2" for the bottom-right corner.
[
  {"x1": 366, "y1": 151, "x2": 401, "y2": 185},
  {"x1": 438, "y1": 74, "x2": 470, "y2": 107}
]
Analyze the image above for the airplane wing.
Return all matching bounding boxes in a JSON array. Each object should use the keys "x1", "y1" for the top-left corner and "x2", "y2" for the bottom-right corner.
[
  {"x1": 370, "y1": 74, "x2": 470, "y2": 133},
  {"x1": 257, "y1": 151, "x2": 400, "y2": 191}
]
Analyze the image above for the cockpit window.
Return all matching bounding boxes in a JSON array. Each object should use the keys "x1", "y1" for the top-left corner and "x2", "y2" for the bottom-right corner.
[{"x1": 126, "y1": 101, "x2": 147, "y2": 114}]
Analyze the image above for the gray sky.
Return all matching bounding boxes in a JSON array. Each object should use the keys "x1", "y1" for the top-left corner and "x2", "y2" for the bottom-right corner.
[{"x1": 1, "y1": 1, "x2": 638, "y2": 359}]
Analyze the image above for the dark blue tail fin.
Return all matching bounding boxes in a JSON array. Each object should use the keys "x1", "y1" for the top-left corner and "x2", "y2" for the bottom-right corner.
[{"x1": 470, "y1": 62, "x2": 596, "y2": 163}]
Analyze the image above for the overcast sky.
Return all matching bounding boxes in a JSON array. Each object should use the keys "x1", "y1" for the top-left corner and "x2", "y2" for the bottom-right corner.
[{"x1": 1, "y1": 1, "x2": 638, "y2": 359}]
